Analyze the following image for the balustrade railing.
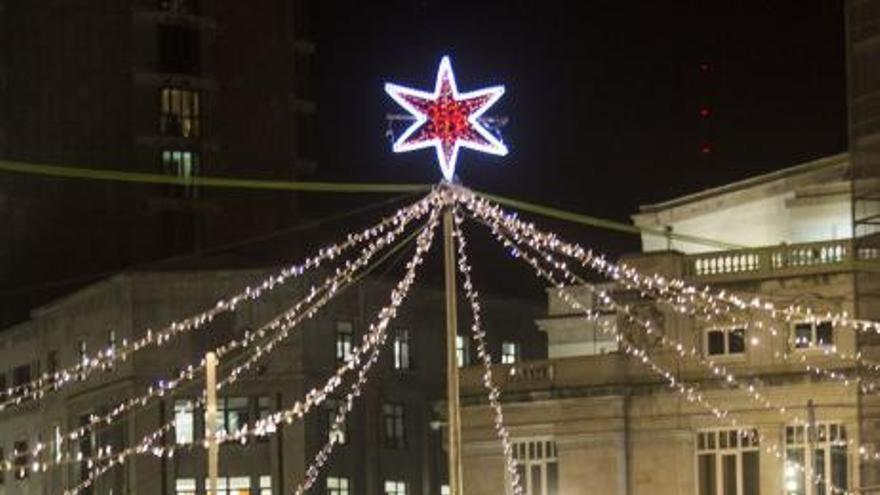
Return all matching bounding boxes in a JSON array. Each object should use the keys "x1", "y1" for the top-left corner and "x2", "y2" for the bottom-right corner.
[{"x1": 685, "y1": 239, "x2": 855, "y2": 280}]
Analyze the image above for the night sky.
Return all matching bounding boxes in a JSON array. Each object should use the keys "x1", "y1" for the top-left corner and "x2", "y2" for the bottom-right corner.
[{"x1": 310, "y1": 0, "x2": 847, "y2": 259}]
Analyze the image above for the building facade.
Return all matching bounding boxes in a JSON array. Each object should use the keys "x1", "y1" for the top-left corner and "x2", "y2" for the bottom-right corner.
[
  {"x1": 459, "y1": 154, "x2": 880, "y2": 495},
  {"x1": 0, "y1": 269, "x2": 543, "y2": 495},
  {"x1": 0, "y1": 0, "x2": 318, "y2": 327}
]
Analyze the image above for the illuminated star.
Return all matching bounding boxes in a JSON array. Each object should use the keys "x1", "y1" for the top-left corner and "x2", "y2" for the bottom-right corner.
[{"x1": 385, "y1": 56, "x2": 508, "y2": 181}]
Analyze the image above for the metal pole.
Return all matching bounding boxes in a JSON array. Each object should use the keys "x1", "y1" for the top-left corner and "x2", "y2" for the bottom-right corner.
[
  {"x1": 206, "y1": 352, "x2": 219, "y2": 495},
  {"x1": 443, "y1": 208, "x2": 464, "y2": 495}
]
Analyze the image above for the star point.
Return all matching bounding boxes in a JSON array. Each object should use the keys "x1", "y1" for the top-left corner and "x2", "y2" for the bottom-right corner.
[{"x1": 385, "y1": 56, "x2": 508, "y2": 181}]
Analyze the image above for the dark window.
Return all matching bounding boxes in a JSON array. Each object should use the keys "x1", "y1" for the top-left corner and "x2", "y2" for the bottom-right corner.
[
  {"x1": 382, "y1": 403, "x2": 405, "y2": 449},
  {"x1": 294, "y1": 51, "x2": 316, "y2": 101},
  {"x1": 158, "y1": 0, "x2": 198, "y2": 15},
  {"x1": 158, "y1": 25, "x2": 201, "y2": 74},
  {"x1": 293, "y1": 0, "x2": 314, "y2": 38},
  {"x1": 218, "y1": 397, "x2": 249, "y2": 434},
  {"x1": 47, "y1": 350, "x2": 58, "y2": 375},
  {"x1": 816, "y1": 321, "x2": 834, "y2": 346},
  {"x1": 794, "y1": 323, "x2": 813, "y2": 349},
  {"x1": 0, "y1": 447, "x2": 3, "y2": 484},
  {"x1": 12, "y1": 365, "x2": 31, "y2": 388},
  {"x1": 728, "y1": 328, "x2": 745, "y2": 354},
  {"x1": 160, "y1": 87, "x2": 200, "y2": 138},
  {"x1": 706, "y1": 330, "x2": 725, "y2": 356},
  {"x1": 296, "y1": 112, "x2": 316, "y2": 161}
]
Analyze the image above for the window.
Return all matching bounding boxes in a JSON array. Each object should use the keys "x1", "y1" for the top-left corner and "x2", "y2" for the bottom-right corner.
[
  {"x1": 175, "y1": 478, "x2": 196, "y2": 495},
  {"x1": 174, "y1": 399, "x2": 195, "y2": 444},
  {"x1": 294, "y1": 50, "x2": 316, "y2": 101},
  {"x1": 52, "y1": 425, "x2": 63, "y2": 463},
  {"x1": 696, "y1": 428, "x2": 759, "y2": 495},
  {"x1": 326, "y1": 399, "x2": 347, "y2": 445},
  {"x1": 382, "y1": 403, "x2": 405, "y2": 449},
  {"x1": 12, "y1": 364, "x2": 31, "y2": 388},
  {"x1": 158, "y1": 25, "x2": 201, "y2": 74},
  {"x1": 327, "y1": 476, "x2": 350, "y2": 495},
  {"x1": 160, "y1": 87, "x2": 200, "y2": 138},
  {"x1": 785, "y1": 423, "x2": 848, "y2": 495},
  {"x1": 336, "y1": 321, "x2": 353, "y2": 362},
  {"x1": 384, "y1": 480, "x2": 407, "y2": 495},
  {"x1": 792, "y1": 321, "x2": 834, "y2": 350},
  {"x1": 296, "y1": 112, "x2": 316, "y2": 161},
  {"x1": 204, "y1": 476, "x2": 251, "y2": 495},
  {"x1": 394, "y1": 329, "x2": 411, "y2": 370},
  {"x1": 440, "y1": 485, "x2": 450, "y2": 495},
  {"x1": 47, "y1": 350, "x2": 59, "y2": 375},
  {"x1": 456, "y1": 335, "x2": 469, "y2": 367},
  {"x1": 512, "y1": 439, "x2": 558, "y2": 495},
  {"x1": 501, "y1": 341, "x2": 521, "y2": 364},
  {"x1": 0, "y1": 447, "x2": 4, "y2": 484},
  {"x1": 158, "y1": 0, "x2": 198, "y2": 15},
  {"x1": 13, "y1": 440, "x2": 28, "y2": 480},
  {"x1": 255, "y1": 396, "x2": 275, "y2": 439},
  {"x1": 77, "y1": 339, "x2": 87, "y2": 380},
  {"x1": 259, "y1": 476, "x2": 271, "y2": 495},
  {"x1": 218, "y1": 397, "x2": 249, "y2": 434},
  {"x1": 162, "y1": 150, "x2": 199, "y2": 197},
  {"x1": 0, "y1": 373, "x2": 6, "y2": 401},
  {"x1": 705, "y1": 327, "x2": 746, "y2": 357}
]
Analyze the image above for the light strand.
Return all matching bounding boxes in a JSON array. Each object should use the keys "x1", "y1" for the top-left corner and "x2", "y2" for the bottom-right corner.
[
  {"x1": 1, "y1": 191, "x2": 442, "y2": 475},
  {"x1": 1, "y1": 192, "x2": 440, "y2": 409},
  {"x1": 62, "y1": 207, "x2": 442, "y2": 495},
  {"x1": 451, "y1": 207, "x2": 524, "y2": 495}
]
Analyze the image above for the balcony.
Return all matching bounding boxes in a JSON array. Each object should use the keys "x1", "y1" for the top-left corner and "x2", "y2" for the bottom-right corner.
[{"x1": 683, "y1": 238, "x2": 868, "y2": 282}]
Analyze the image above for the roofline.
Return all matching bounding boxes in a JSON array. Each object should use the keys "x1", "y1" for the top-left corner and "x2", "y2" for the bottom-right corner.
[{"x1": 636, "y1": 152, "x2": 850, "y2": 214}]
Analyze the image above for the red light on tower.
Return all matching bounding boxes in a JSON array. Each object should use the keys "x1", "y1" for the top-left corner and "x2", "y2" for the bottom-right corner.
[
  {"x1": 700, "y1": 142, "x2": 712, "y2": 154},
  {"x1": 699, "y1": 107, "x2": 712, "y2": 118}
]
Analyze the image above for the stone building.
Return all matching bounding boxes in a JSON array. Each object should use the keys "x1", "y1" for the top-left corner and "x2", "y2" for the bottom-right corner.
[
  {"x1": 0, "y1": 269, "x2": 543, "y2": 495},
  {"x1": 459, "y1": 153, "x2": 880, "y2": 495}
]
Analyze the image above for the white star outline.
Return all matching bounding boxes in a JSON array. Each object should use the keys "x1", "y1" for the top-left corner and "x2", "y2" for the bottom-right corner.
[{"x1": 384, "y1": 56, "x2": 508, "y2": 182}]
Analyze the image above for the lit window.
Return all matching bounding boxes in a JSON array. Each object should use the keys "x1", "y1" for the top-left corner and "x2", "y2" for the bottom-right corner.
[
  {"x1": 384, "y1": 480, "x2": 407, "y2": 495},
  {"x1": 13, "y1": 440, "x2": 28, "y2": 480},
  {"x1": 217, "y1": 397, "x2": 249, "y2": 434},
  {"x1": 501, "y1": 341, "x2": 521, "y2": 364},
  {"x1": 336, "y1": 321, "x2": 353, "y2": 362},
  {"x1": 326, "y1": 399, "x2": 347, "y2": 445},
  {"x1": 382, "y1": 403, "x2": 405, "y2": 449},
  {"x1": 327, "y1": 476, "x2": 350, "y2": 495},
  {"x1": 394, "y1": 329, "x2": 411, "y2": 370},
  {"x1": 204, "y1": 476, "x2": 251, "y2": 495},
  {"x1": 259, "y1": 475, "x2": 271, "y2": 495},
  {"x1": 161, "y1": 150, "x2": 199, "y2": 197},
  {"x1": 440, "y1": 485, "x2": 449, "y2": 495},
  {"x1": 174, "y1": 400, "x2": 195, "y2": 444},
  {"x1": 175, "y1": 478, "x2": 196, "y2": 495},
  {"x1": 511, "y1": 439, "x2": 558, "y2": 495},
  {"x1": 792, "y1": 321, "x2": 834, "y2": 350},
  {"x1": 456, "y1": 335, "x2": 469, "y2": 368},
  {"x1": 160, "y1": 87, "x2": 200, "y2": 138},
  {"x1": 696, "y1": 428, "x2": 759, "y2": 495},
  {"x1": 784, "y1": 422, "x2": 848, "y2": 495},
  {"x1": 705, "y1": 328, "x2": 746, "y2": 357}
]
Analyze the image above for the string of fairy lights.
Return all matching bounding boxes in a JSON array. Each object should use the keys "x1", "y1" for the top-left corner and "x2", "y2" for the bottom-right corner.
[
  {"x1": 458, "y1": 194, "x2": 855, "y2": 494},
  {"x1": 7, "y1": 183, "x2": 880, "y2": 495},
  {"x1": 0, "y1": 191, "x2": 441, "y2": 474},
  {"x1": 61, "y1": 207, "x2": 442, "y2": 495},
  {"x1": 0, "y1": 191, "x2": 440, "y2": 409},
  {"x1": 451, "y1": 207, "x2": 524, "y2": 495}
]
